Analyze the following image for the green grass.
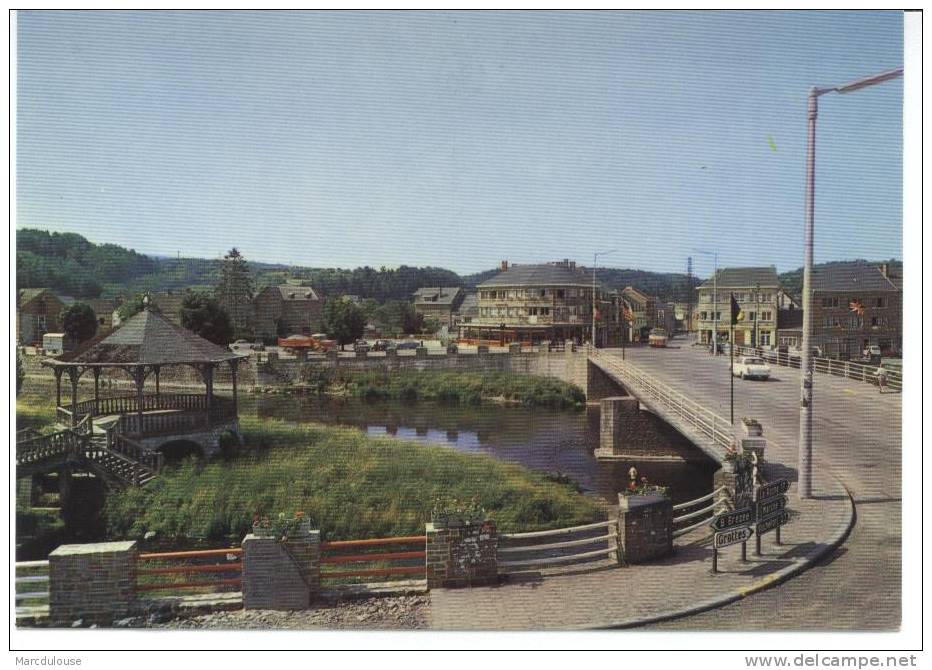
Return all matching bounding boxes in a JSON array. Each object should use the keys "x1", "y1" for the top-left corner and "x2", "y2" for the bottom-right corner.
[
  {"x1": 302, "y1": 369, "x2": 586, "y2": 408},
  {"x1": 16, "y1": 392, "x2": 57, "y2": 435},
  {"x1": 104, "y1": 415, "x2": 605, "y2": 544}
]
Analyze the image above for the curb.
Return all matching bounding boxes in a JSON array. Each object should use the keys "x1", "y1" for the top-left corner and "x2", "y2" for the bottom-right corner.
[{"x1": 590, "y1": 474, "x2": 856, "y2": 630}]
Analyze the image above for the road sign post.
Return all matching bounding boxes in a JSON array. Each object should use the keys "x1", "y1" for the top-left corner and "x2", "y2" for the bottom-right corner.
[
  {"x1": 709, "y1": 508, "x2": 755, "y2": 573},
  {"x1": 754, "y1": 479, "x2": 790, "y2": 555}
]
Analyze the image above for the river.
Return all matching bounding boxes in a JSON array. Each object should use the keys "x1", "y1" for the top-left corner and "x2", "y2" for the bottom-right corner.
[{"x1": 245, "y1": 395, "x2": 717, "y2": 507}]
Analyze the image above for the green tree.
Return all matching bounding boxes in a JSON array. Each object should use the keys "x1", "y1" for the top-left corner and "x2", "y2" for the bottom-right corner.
[
  {"x1": 116, "y1": 293, "x2": 156, "y2": 323},
  {"x1": 180, "y1": 291, "x2": 234, "y2": 345},
  {"x1": 215, "y1": 248, "x2": 254, "y2": 339},
  {"x1": 60, "y1": 302, "x2": 98, "y2": 343},
  {"x1": 322, "y1": 297, "x2": 366, "y2": 345}
]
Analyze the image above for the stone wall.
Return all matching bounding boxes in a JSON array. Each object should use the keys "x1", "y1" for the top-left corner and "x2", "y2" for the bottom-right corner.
[
  {"x1": 616, "y1": 492, "x2": 673, "y2": 564},
  {"x1": 258, "y1": 349, "x2": 580, "y2": 391},
  {"x1": 426, "y1": 521, "x2": 498, "y2": 588},
  {"x1": 49, "y1": 540, "x2": 137, "y2": 626}
]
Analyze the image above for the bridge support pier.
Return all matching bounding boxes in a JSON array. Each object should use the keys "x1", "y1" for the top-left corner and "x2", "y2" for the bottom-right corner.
[{"x1": 595, "y1": 396, "x2": 696, "y2": 461}]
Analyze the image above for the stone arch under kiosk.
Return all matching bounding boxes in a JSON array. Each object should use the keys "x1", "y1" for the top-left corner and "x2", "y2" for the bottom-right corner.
[{"x1": 157, "y1": 440, "x2": 205, "y2": 464}]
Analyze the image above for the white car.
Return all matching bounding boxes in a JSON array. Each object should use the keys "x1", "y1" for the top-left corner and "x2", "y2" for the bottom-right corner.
[{"x1": 733, "y1": 356, "x2": 771, "y2": 380}]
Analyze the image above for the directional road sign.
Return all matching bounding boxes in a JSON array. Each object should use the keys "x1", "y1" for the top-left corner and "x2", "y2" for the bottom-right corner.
[
  {"x1": 757, "y1": 495, "x2": 788, "y2": 520},
  {"x1": 709, "y1": 506, "x2": 754, "y2": 532},
  {"x1": 714, "y1": 526, "x2": 754, "y2": 549},
  {"x1": 756, "y1": 479, "x2": 789, "y2": 502},
  {"x1": 756, "y1": 510, "x2": 790, "y2": 536}
]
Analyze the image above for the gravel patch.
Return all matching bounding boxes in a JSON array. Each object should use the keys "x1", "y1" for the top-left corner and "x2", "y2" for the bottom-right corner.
[{"x1": 144, "y1": 594, "x2": 430, "y2": 630}]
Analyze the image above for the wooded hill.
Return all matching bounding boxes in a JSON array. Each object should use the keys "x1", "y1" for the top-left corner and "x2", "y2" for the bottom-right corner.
[{"x1": 16, "y1": 228, "x2": 899, "y2": 305}]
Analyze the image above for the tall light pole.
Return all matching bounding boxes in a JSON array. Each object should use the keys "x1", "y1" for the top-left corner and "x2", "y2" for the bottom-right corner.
[
  {"x1": 798, "y1": 66, "x2": 902, "y2": 500},
  {"x1": 693, "y1": 249, "x2": 718, "y2": 353},
  {"x1": 592, "y1": 249, "x2": 617, "y2": 348}
]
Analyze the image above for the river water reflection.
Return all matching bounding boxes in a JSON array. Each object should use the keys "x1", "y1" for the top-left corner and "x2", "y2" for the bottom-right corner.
[{"x1": 246, "y1": 396, "x2": 717, "y2": 507}]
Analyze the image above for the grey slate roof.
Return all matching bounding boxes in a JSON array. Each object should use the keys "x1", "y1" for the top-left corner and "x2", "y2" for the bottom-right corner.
[
  {"x1": 271, "y1": 285, "x2": 320, "y2": 301},
  {"x1": 810, "y1": 262, "x2": 899, "y2": 292},
  {"x1": 17, "y1": 288, "x2": 54, "y2": 308},
  {"x1": 698, "y1": 267, "x2": 780, "y2": 289},
  {"x1": 50, "y1": 308, "x2": 244, "y2": 366},
  {"x1": 413, "y1": 287, "x2": 463, "y2": 305},
  {"x1": 456, "y1": 292, "x2": 479, "y2": 315},
  {"x1": 479, "y1": 263, "x2": 605, "y2": 289}
]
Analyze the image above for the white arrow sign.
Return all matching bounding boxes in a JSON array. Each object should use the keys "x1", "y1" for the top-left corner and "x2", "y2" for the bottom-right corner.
[{"x1": 714, "y1": 526, "x2": 754, "y2": 549}]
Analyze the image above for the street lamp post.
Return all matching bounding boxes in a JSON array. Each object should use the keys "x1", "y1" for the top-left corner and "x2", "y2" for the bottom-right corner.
[
  {"x1": 592, "y1": 249, "x2": 617, "y2": 348},
  {"x1": 797, "y1": 66, "x2": 902, "y2": 500}
]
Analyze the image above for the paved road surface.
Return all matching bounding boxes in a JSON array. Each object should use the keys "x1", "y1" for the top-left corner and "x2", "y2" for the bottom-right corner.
[{"x1": 609, "y1": 340, "x2": 901, "y2": 630}]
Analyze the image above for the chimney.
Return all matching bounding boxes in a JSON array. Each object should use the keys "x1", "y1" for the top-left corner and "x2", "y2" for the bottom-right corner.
[
  {"x1": 879, "y1": 263, "x2": 890, "y2": 278},
  {"x1": 501, "y1": 260, "x2": 509, "y2": 272}
]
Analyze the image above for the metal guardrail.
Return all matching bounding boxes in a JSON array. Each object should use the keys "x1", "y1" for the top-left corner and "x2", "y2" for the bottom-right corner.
[
  {"x1": 732, "y1": 345, "x2": 902, "y2": 390},
  {"x1": 589, "y1": 350, "x2": 734, "y2": 459},
  {"x1": 672, "y1": 486, "x2": 732, "y2": 539},
  {"x1": 320, "y1": 535, "x2": 427, "y2": 581},
  {"x1": 15, "y1": 560, "x2": 49, "y2": 620},
  {"x1": 136, "y1": 547, "x2": 243, "y2": 593},
  {"x1": 499, "y1": 519, "x2": 617, "y2": 571}
]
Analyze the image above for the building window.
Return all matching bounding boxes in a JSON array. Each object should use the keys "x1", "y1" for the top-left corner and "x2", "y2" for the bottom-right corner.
[
  {"x1": 876, "y1": 297, "x2": 885, "y2": 308},
  {"x1": 541, "y1": 308, "x2": 550, "y2": 316},
  {"x1": 761, "y1": 311, "x2": 772, "y2": 321},
  {"x1": 748, "y1": 311, "x2": 756, "y2": 322},
  {"x1": 822, "y1": 297, "x2": 839, "y2": 308},
  {"x1": 556, "y1": 289, "x2": 565, "y2": 299},
  {"x1": 760, "y1": 332, "x2": 771, "y2": 346},
  {"x1": 871, "y1": 316, "x2": 879, "y2": 327},
  {"x1": 700, "y1": 311, "x2": 707, "y2": 321}
]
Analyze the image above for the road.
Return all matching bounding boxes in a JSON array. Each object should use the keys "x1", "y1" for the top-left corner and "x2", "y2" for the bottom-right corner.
[{"x1": 606, "y1": 339, "x2": 901, "y2": 630}]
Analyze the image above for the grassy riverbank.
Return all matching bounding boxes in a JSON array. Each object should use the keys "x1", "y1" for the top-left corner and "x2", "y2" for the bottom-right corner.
[
  {"x1": 104, "y1": 415, "x2": 604, "y2": 543},
  {"x1": 298, "y1": 369, "x2": 586, "y2": 408},
  {"x1": 16, "y1": 392, "x2": 57, "y2": 435}
]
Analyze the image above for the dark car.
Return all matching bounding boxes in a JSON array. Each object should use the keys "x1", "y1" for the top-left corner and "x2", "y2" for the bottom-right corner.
[
  {"x1": 371, "y1": 339, "x2": 392, "y2": 352},
  {"x1": 395, "y1": 341, "x2": 419, "y2": 350}
]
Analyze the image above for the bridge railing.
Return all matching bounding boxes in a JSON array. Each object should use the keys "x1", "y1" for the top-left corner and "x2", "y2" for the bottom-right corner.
[
  {"x1": 731, "y1": 345, "x2": 902, "y2": 391},
  {"x1": 589, "y1": 350, "x2": 735, "y2": 457}
]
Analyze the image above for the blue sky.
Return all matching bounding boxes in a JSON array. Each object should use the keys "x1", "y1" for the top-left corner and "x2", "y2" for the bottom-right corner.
[{"x1": 16, "y1": 10, "x2": 903, "y2": 277}]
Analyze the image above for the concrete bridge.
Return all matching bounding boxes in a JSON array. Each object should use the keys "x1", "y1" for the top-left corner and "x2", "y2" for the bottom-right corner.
[{"x1": 577, "y1": 349, "x2": 733, "y2": 464}]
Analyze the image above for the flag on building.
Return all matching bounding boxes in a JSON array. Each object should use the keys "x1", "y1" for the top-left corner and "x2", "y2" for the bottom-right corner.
[
  {"x1": 849, "y1": 298, "x2": 865, "y2": 316},
  {"x1": 622, "y1": 304, "x2": 634, "y2": 323},
  {"x1": 730, "y1": 294, "x2": 743, "y2": 325}
]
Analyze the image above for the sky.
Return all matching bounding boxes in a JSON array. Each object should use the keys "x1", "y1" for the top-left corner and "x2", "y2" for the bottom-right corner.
[{"x1": 15, "y1": 10, "x2": 904, "y2": 277}]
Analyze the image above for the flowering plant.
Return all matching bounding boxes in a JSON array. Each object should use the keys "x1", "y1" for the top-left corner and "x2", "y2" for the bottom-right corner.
[
  {"x1": 431, "y1": 495, "x2": 486, "y2": 528},
  {"x1": 253, "y1": 511, "x2": 311, "y2": 541},
  {"x1": 619, "y1": 476, "x2": 669, "y2": 498}
]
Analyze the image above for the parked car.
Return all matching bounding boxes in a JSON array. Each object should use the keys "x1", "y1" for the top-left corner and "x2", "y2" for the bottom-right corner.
[
  {"x1": 371, "y1": 339, "x2": 392, "y2": 352},
  {"x1": 354, "y1": 340, "x2": 371, "y2": 354},
  {"x1": 230, "y1": 339, "x2": 251, "y2": 351},
  {"x1": 733, "y1": 356, "x2": 771, "y2": 381},
  {"x1": 395, "y1": 340, "x2": 419, "y2": 351}
]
